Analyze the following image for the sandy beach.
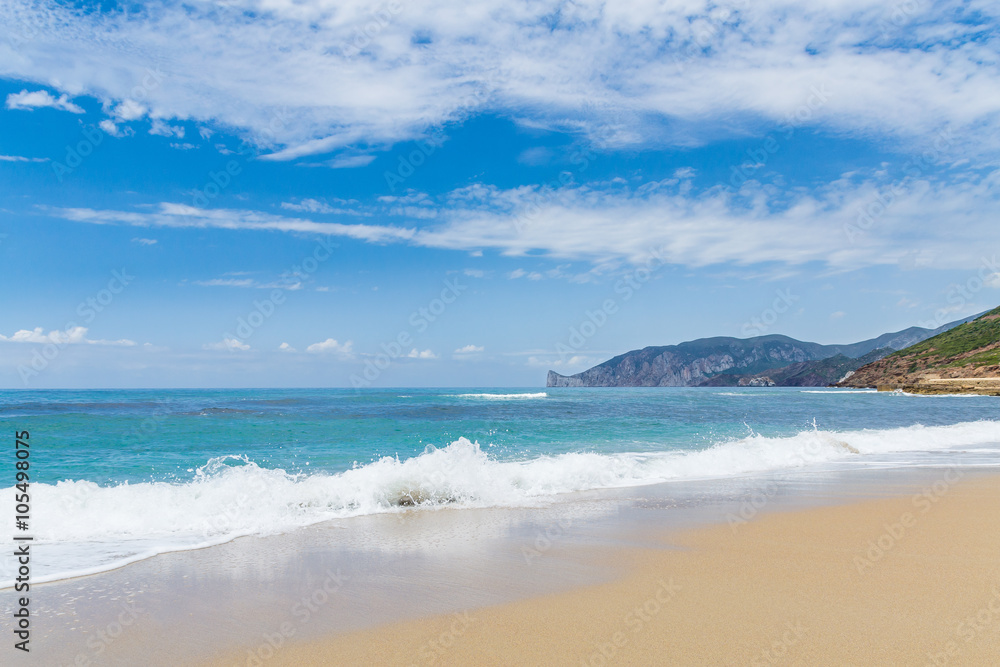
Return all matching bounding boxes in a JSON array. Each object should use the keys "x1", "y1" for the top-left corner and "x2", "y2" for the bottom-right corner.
[{"x1": 194, "y1": 469, "x2": 1000, "y2": 666}]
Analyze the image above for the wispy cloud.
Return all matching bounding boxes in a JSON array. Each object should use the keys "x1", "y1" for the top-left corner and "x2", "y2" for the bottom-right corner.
[
  {"x1": 305, "y1": 338, "x2": 355, "y2": 358},
  {"x1": 204, "y1": 337, "x2": 250, "y2": 351},
  {"x1": 0, "y1": 326, "x2": 135, "y2": 346},
  {"x1": 44, "y1": 165, "x2": 1000, "y2": 272},
  {"x1": 5, "y1": 89, "x2": 84, "y2": 114},
  {"x1": 195, "y1": 278, "x2": 256, "y2": 288},
  {"x1": 280, "y1": 198, "x2": 368, "y2": 216},
  {"x1": 50, "y1": 202, "x2": 415, "y2": 244},
  {"x1": 321, "y1": 154, "x2": 377, "y2": 169},
  {"x1": 1, "y1": 1, "x2": 997, "y2": 160},
  {"x1": 0, "y1": 154, "x2": 49, "y2": 163}
]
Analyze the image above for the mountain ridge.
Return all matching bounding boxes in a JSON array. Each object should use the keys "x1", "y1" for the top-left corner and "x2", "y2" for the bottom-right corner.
[{"x1": 547, "y1": 315, "x2": 981, "y2": 388}]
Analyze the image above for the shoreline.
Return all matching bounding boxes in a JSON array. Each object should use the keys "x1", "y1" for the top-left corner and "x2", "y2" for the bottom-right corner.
[
  {"x1": 204, "y1": 469, "x2": 1000, "y2": 666},
  {"x1": 5, "y1": 464, "x2": 999, "y2": 665},
  {"x1": 874, "y1": 380, "x2": 1000, "y2": 396}
]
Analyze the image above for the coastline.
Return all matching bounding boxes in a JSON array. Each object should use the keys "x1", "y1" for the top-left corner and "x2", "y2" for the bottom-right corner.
[
  {"x1": 874, "y1": 379, "x2": 1000, "y2": 396},
  {"x1": 203, "y1": 469, "x2": 1000, "y2": 666}
]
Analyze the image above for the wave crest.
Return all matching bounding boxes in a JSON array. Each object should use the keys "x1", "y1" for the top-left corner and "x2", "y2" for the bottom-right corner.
[{"x1": 2, "y1": 420, "x2": 998, "y2": 586}]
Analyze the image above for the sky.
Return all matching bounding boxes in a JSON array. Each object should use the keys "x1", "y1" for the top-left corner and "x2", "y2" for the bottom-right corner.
[{"x1": 1, "y1": 0, "x2": 999, "y2": 388}]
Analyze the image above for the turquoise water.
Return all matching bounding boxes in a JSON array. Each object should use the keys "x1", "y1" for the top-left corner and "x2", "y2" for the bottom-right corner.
[
  {"x1": 1, "y1": 387, "x2": 999, "y2": 584},
  {"x1": 3, "y1": 387, "x2": 998, "y2": 484}
]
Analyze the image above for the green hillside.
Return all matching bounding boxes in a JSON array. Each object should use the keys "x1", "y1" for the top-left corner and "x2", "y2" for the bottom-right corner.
[
  {"x1": 887, "y1": 305, "x2": 1000, "y2": 367},
  {"x1": 839, "y1": 306, "x2": 1000, "y2": 393}
]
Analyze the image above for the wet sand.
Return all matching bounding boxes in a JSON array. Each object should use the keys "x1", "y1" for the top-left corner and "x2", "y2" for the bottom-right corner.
[
  {"x1": 206, "y1": 470, "x2": 1000, "y2": 666},
  {"x1": 5, "y1": 466, "x2": 999, "y2": 665}
]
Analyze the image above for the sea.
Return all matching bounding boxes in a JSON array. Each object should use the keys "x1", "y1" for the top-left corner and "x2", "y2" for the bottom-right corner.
[{"x1": 1, "y1": 387, "x2": 999, "y2": 587}]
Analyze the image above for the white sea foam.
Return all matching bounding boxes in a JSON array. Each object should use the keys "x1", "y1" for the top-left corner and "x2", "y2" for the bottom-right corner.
[
  {"x1": 2, "y1": 420, "x2": 998, "y2": 587},
  {"x1": 800, "y1": 390, "x2": 877, "y2": 394},
  {"x1": 455, "y1": 392, "x2": 548, "y2": 399}
]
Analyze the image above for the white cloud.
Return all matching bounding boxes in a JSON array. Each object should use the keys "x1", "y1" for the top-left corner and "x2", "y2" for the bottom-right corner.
[
  {"x1": 150, "y1": 119, "x2": 185, "y2": 138},
  {"x1": 0, "y1": 155, "x2": 48, "y2": 163},
  {"x1": 50, "y1": 202, "x2": 415, "y2": 244},
  {"x1": 280, "y1": 198, "x2": 367, "y2": 216},
  {"x1": 99, "y1": 119, "x2": 124, "y2": 137},
  {"x1": 5, "y1": 89, "x2": 84, "y2": 113},
  {"x1": 204, "y1": 337, "x2": 250, "y2": 351},
  {"x1": 131, "y1": 237, "x2": 157, "y2": 245},
  {"x1": 196, "y1": 278, "x2": 256, "y2": 288},
  {"x1": 829, "y1": 311, "x2": 846, "y2": 320},
  {"x1": 454, "y1": 344, "x2": 484, "y2": 353},
  {"x1": 323, "y1": 154, "x2": 376, "y2": 169},
  {"x1": 114, "y1": 99, "x2": 146, "y2": 122},
  {"x1": 306, "y1": 338, "x2": 355, "y2": 358},
  {"x1": 407, "y1": 348, "x2": 437, "y2": 359},
  {"x1": 985, "y1": 273, "x2": 1000, "y2": 289},
  {"x1": 0, "y1": 1, "x2": 997, "y2": 161},
  {"x1": 44, "y1": 167, "x2": 1000, "y2": 272},
  {"x1": 518, "y1": 147, "x2": 552, "y2": 166},
  {"x1": 279, "y1": 342, "x2": 296, "y2": 352},
  {"x1": 0, "y1": 326, "x2": 136, "y2": 346}
]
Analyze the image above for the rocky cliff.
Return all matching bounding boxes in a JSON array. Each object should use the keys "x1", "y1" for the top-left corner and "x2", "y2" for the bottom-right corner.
[{"x1": 838, "y1": 307, "x2": 1000, "y2": 394}]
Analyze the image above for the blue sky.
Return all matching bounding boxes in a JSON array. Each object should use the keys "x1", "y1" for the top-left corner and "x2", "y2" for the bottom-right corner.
[{"x1": 1, "y1": 0, "x2": 999, "y2": 387}]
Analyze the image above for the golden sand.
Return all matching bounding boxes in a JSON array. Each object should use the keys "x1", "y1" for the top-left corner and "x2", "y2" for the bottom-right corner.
[{"x1": 206, "y1": 473, "x2": 1000, "y2": 666}]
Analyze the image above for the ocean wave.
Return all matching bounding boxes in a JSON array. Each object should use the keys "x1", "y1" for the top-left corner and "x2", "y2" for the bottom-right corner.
[
  {"x1": 2, "y1": 419, "x2": 999, "y2": 587},
  {"x1": 799, "y1": 390, "x2": 877, "y2": 394},
  {"x1": 455, "y1": 392, "x2": 548, "y2": 400}
]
